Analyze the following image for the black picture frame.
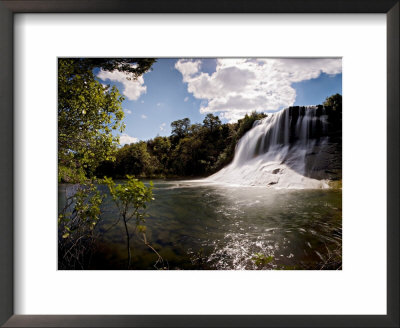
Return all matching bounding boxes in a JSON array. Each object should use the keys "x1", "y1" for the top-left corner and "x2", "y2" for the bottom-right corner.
[{"x1": 0, "y1": 1, "x2": 398, "y2": 327}]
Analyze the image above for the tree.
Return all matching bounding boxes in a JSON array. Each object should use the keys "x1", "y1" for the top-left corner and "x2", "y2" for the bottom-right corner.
[
  {"x1": 171, "y1": 118, "x2": 191, "y2": 139},
  {"x1": 104, "y1": 176, "x2": 155, "y2": 269},
  {"x1": 58, "y1": 58, "x2": 156, "y2": 182},
  {"x1": 323, "y1": 93, "x2": 342, "y2": 111},
  {"x1": 58, "y1": 59, "x2": 124, "y2": 182},
  {"x1": 58, "y1": 184, "x2": 103, "y2": 269},
  {"x1": 94, "y1": 111, "x2": 268, "y2": 179},
  {"x1": 211, "y1": 111, "x2": 267, "y2": 172},
  {"x1": 148, "y1": 136, "x2": 172, "y2": 173},
  {"x1": 65, "y1": 58, "x2": 156, "y2": 80},
  {"x1": 203, "y1": 113, "x2": 221, "y2": 133},
  {"x1": 115, "y1": 142, "x2": 153, "y2": 177},
  {"x1": 323, "y1": 93, "x2": 342, "y2": 129},
  {"x1": 58, "y1": 58, "x2": 156, "y2": 269}
]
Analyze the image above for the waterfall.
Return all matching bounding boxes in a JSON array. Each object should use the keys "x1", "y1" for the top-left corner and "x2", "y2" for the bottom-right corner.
[{"x1": 207, "y1": 106, "x2": 331, "y2": 189}]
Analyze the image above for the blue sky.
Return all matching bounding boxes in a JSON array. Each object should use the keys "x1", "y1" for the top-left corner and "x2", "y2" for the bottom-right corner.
[
  {"x1": 96, "y1": 58, "x2": 342, "y2": 143},
  {"x1": 293, "y1": 72, "x2": 342, "y2": 106}
]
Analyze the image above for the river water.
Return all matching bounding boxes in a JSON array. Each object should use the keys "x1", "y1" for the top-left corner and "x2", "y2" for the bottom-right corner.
[{"x1": 59, "y1": 180, "x2": 342, "y2": 270}]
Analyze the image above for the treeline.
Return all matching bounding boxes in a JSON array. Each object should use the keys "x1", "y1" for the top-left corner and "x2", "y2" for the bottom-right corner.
[{"x1": 95, "y1": 112, "x2": 267, "y2": 179}]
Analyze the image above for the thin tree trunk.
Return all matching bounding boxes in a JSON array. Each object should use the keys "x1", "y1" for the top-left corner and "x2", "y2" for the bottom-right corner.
[{"x1": 123, "y1": 214, "x2": 131, "y2": 269}]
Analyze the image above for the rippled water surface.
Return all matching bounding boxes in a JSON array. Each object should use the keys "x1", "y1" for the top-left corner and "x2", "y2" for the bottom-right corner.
[{"x1": 59, "y1": 181, "x2": 342, "y2": 270}]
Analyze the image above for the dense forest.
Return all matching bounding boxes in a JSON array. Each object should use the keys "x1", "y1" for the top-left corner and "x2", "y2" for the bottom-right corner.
[{"x1": 94, "y1": 111, "x2": 267, "y2": 179}]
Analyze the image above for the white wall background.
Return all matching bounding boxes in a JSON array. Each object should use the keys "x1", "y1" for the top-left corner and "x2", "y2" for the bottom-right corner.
[{"x1": 14, "y1": 14, "x2": 386, "y2": 315}]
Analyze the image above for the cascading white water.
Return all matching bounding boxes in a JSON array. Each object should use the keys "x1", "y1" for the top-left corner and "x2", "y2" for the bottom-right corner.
[{"x1": 207, "y1": 106, "x2": 330, "y2": 189}]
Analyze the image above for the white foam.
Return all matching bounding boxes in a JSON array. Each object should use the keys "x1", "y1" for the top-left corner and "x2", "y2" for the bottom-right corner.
[{"x1": 206, "y1": 107, "x2": 330, "y2": 189}]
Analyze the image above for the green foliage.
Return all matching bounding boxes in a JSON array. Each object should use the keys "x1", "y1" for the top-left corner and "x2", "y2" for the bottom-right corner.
[
  {"x1": 328, "y1": 179, "x2": 342, "y2": 189},
  {"x1": 58, "y1": 58, "x2": 155, "y2": 269},
  {"x1": 58, "y1": 165, "x2": 87, "y2": 184},
  {"x1": 58, "y1": 58, "x2": 156, "y2": 182},
  {"x1": 171, "y1": 117, "x2": 191, "y2": 142},
  {"x1": 323, "y1": 93, "x2": 342, "y2": 133},
  {"x1": 147, "y1": 136, "x2": 172, "y2": 174},
  {"x1": 58, "y1": 183, "x2": 104, "y2": 269},
  {"x1": 251, "y1": 253, "x2": 274, "y2": 267},
  {"x1": 65, "y1": 58, "x2": 156, "y2": 80},
  {"x1": 104, "y1": 175, "x2": 154, "y2": 219},
  {"x1": 323, "y1": 93, "x2": 342, "y2": 111},
  {"x1": 117, "y1": 142, "x2": 153, "y2": 177},
  {"x1": 211, "y1": 111, "x2": 267, "y2": 172},
  {"x1": 203, "y1": 113, "x2": 222, "y2": 132},
  {"x1": 96, "y1": 111, "x2": 267, "y2": 179},
  {"x1": 104, "y1": 176, "x2": 154, "y2": 268},
  {"x1": 58, "y1": 59, "x2": 126, "y2": 182}
]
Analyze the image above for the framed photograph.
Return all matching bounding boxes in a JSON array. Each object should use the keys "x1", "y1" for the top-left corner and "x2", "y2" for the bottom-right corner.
[{"x1": 1, "y1": 1, "x2": 398, "y2": 327}]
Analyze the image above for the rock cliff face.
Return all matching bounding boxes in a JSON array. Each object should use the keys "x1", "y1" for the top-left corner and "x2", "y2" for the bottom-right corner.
[
  {"x1": 288, "y1": 105, "x2": 342, "y2": 181},
  {"x1": 207, "y1": 105, "x2": 342, "y2": 188}
]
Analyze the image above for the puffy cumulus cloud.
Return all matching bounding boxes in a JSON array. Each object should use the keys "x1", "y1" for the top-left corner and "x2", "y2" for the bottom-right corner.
[
  {"x1": 175, "y1": 58, "x2": 342, "y2": 122},
  {"x1": 141, "y1": 114, "x2": 147, "y2": 119},
  {"x1": 97, "y1": 69, "x2": 146, "y2": 101},
  {"x1": 160, "y1": 122, "x2": 166, "y2": 131},
  {"x1": 124, "y1": 108, "x2": 132, "y2": 114},
  {"x1": 119, "y1": 134, "x2": 138, "y2": 145},
  {"x1": 174, "y1": 59, "x2": 201, "y2": 82}
]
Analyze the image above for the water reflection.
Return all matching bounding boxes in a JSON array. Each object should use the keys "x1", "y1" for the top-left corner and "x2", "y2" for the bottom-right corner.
[{"x1": 59, "y1": 180, "x2": 342, "y2": 270}]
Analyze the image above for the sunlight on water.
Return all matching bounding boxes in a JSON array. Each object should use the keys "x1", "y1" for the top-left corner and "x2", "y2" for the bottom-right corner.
[
  {"x1": 59, "y1": 181, "x2": 342, "y2": 270},
  {"x1": 58, "y1": 106, "x2": 341, "y2": 270}
]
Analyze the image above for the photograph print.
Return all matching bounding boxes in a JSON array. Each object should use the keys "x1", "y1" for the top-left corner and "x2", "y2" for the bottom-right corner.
[{"x1": 58, "y1": 58, "x2": 342, "y2": 270}]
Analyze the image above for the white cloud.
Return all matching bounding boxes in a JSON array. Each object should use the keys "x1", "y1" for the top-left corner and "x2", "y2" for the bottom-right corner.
[
  {"x1": 97, "y1": 69, "x2": 147, "y2": 101},
  {"x1": 174, "y1": 59, "x2": 201, "y2": 82},
  {"x1": 124, "y1": 109, "x2": 132, "y2": 114},
  {"x1": 156, "y1": 102, "x2": 163, "y2": 107},
  {"x1": 160, "y1": 122, "x2": 166, "y2": 131},
  {"x1": 184, "y1": 97, "x2": 189, "y2": 102},
  {"x1": 175, "y1": 58, "x2": 342, "y2": 122},
  {"x1": 141, "y1": 114, "x2": 147, "y2": 119},
  {"x1": 119, "y1": 133, "x2": 138, "y2": 145}
]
